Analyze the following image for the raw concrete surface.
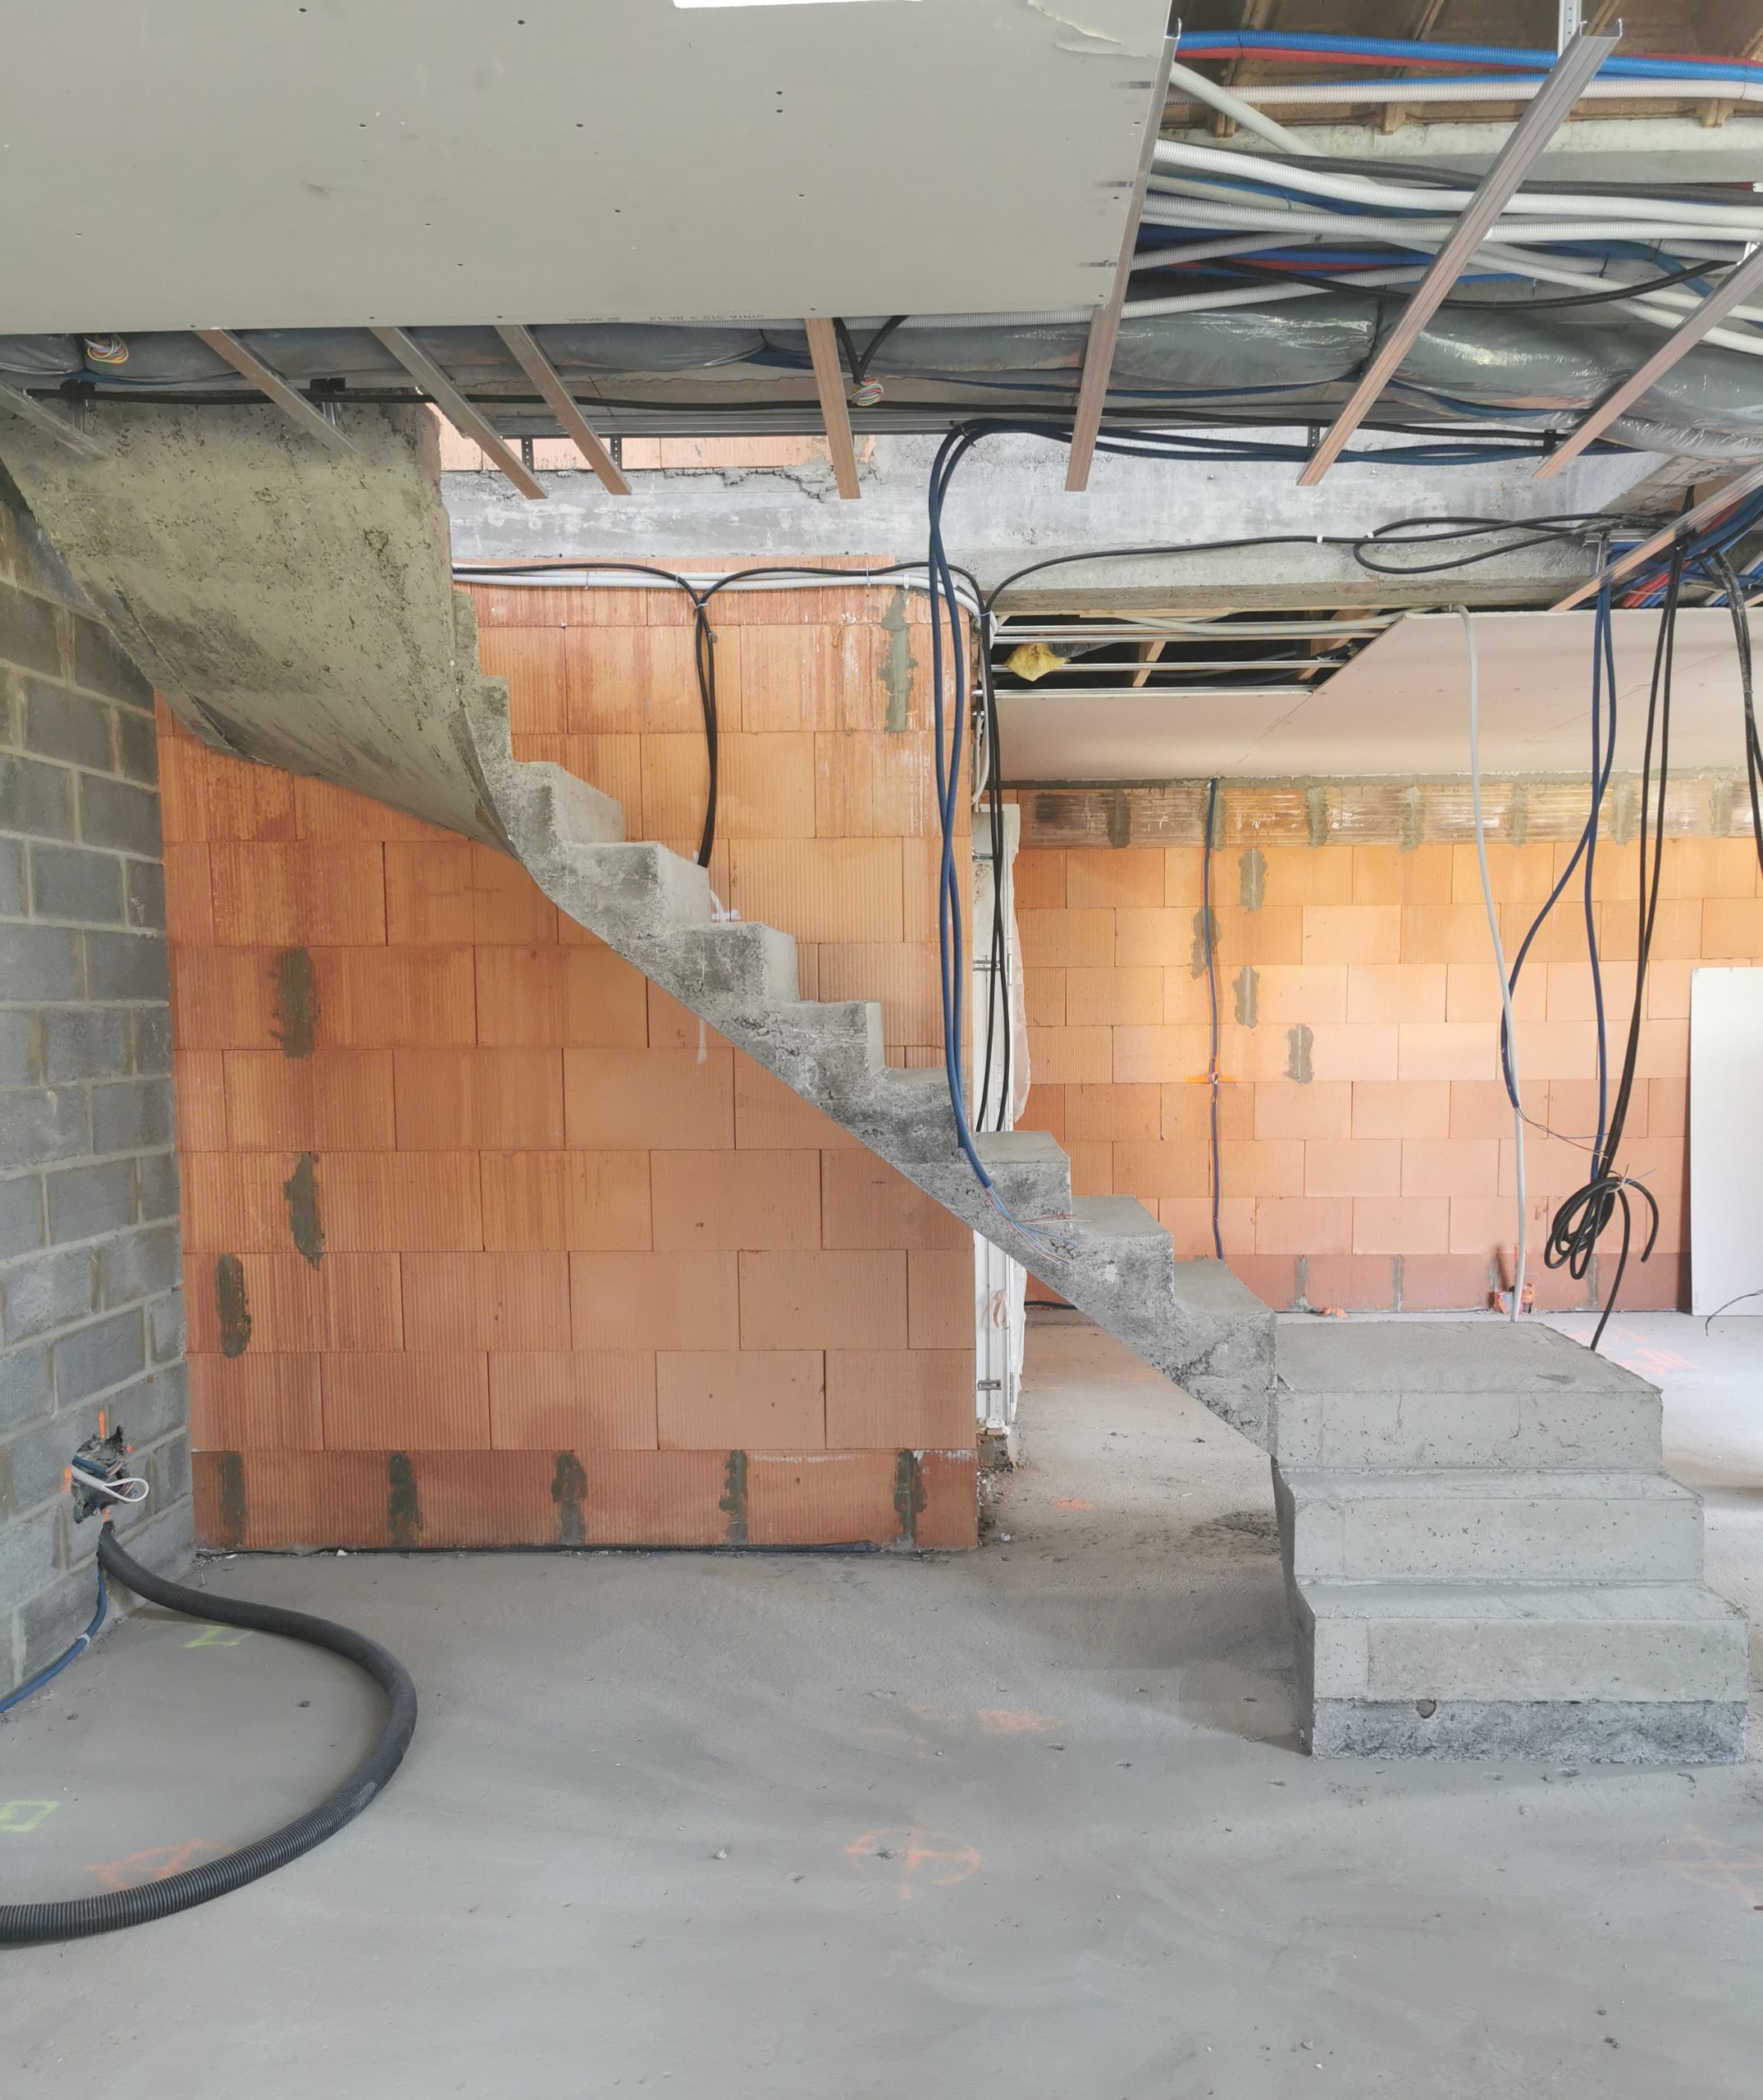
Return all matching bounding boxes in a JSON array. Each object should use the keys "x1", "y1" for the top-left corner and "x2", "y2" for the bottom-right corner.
[{"x1": 2, "y1": 1310, "x2": 1761, "y2": 2098}]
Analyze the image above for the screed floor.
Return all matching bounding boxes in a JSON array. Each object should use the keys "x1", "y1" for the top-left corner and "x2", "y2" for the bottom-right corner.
[{"x1": 3, "y1": 1311, "x2": 1761, "y2": 2099}]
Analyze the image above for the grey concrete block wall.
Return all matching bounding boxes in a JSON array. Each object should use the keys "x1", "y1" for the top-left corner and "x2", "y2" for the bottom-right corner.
[{"x1": 0, "y1": 461, "x2": 190, "y2": 1701}]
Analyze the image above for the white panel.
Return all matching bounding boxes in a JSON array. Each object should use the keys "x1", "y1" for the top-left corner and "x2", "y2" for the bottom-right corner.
[
  {"x1": 1263, "y1": 609, "x2": 1756, "y2": 778},
  {"x1": 998, "y1": 688, "x2": 1304, "y2": 781},
  {"x1": 0, "y1": 0, "x2": 1167, "y2": 332},
  {"x1": 1689, "y1": 967, "x2": 1763, "y2": 1318}
]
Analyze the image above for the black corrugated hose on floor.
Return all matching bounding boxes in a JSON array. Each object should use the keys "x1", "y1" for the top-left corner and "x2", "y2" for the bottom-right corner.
[{"x1": 0, "y1": 1520, "x2": 417, "y2": 1947}]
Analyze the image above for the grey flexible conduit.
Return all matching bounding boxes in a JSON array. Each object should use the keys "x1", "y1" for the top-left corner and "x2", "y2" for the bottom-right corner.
[{"x1": 0, "y1": 1527, "x2": 417, "y2": 1945}]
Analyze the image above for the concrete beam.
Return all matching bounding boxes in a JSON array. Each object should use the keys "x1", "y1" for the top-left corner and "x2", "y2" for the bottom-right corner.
[{"x1": 444, "y1": 431, "x2": 1665, "y2": 610}]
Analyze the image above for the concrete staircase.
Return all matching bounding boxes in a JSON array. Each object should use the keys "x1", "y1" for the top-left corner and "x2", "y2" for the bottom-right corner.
[
  {"x1": 2, "y1": 402, "x2": 1747, "y2": 1760},
  {"x1": 1272, "y1": 1321, "x2": 1748, "y2": 1760}
]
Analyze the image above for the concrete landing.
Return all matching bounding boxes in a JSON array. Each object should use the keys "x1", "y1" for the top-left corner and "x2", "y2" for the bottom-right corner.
[{"x1": 1272, "y1": 1320, "x2": 1750, "y2": 1763}]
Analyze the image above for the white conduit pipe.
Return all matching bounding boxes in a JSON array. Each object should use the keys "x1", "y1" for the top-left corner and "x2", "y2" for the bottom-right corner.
[
  {"x1": 1165, "y1": 57, "x2": 1307, "y2": 153},
  {"x1": 1151, "y1": 139, "x2": 1763, "y2": 238},
  {"x1": 1203, "y1": 75, "x2": 1763, "y2": 109},
  {"x1": 1126, "y1": 234, "x2": 1763, "y2": 353},
  {"x1": 1461, "y1": 609, "x2": 1528, "y2": 1324},
  {"x1": 1139, "y1": 197, "x2": 1762, "y2": 250}
]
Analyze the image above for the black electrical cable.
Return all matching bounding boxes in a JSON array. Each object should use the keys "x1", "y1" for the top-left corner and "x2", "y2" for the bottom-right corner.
[
  {"x1": 0, "y1": 1523, "x2": 417, "y2": 1947},
  {"x1": 975, "y1": 618, "x2": 1013, "y2": 1133},
  {"x1": 833, "y1": 316, "x2": 909, "y2": 386},
  {"x1": 1541, "y1": 541, "x2": 1687, "y2": 1347},
  {"x1": 1707, "y1": 553, "x2": 1763, "y2": 877}
]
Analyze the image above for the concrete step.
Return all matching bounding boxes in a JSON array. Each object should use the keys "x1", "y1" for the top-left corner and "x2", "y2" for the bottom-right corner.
[
  {"x1": 1271, "y1": 1318, "x2": 1661, "y2": 1472},
  {"x1": 1275, "y1": 1468, "x2": 1708, "y2": 1585},
  {"x1": 561, "y1": 840, "x2": 715, "y2": 930},
  {"x1": 1293, "y1": 1580, "x2": 1748, "y2": 1762}
]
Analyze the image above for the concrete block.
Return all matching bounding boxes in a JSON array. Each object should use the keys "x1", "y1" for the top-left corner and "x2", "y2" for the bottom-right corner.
[
  {"x1": 136, "y1": 1149, "x2": 180, "y2": 1222},
  {"x1": 30, "y1": 841, "x2": 124, "y2": 924},
  {"x1": 3, "y1": 1393, "x2": 108, "y2": 1517},
  {"x1": 85, "y1": 928, "x2": 170, "y2": 1002},
  {"x1": 21, "y1": 683, "x2": 111, "y2": 771},
  {"x1": 53, "y1": 1306, "x2": 145, "y2": 1403},
  {"x1": 0, "y1": 1504, "x2": 57, "y2": 1614},
  {"x1": 15, "y1": 1562, "x2": 105, "y2": 1690},
  {"x1": 89, "y1": 1075, "x2": 175, "y2": 1155},
  {"x1": 1276, "y1": 1467, "x2": 1707, "y2": 1584},
  {"x1": 147, "y1": 1289, "x2": 185, "y2": 1364},
  {"x1": 77, "y1": 774, "x2": 159, "y2": 856},
  {"x1": 0, "y1": 1088, "x2": 92, "y2": 1176},
  {"x1": 0, "y1": 578, "x2": 64, "y2": 678},
  {"x1": 113, "y1": 708, "x2": 158, "y2": 785},
  {"x1": 0, "y1": 922, "x2": 81, "y2": 1002},
  {"x1": 2, "y1": 1241, "x2": 98, "y2": 1344},
  {"x1": 0, "y1": 834, "x2": 22, "y2": 915},
  {"x1": 47, "y1": 1157, "x2": 135, "y2": 1244},
  {"x1": 130, "y1": 1005, "x2": 172, "y2": 1075},
  {"x1": 71, "y1": 617, "x2": 153, "y2": 710},
  {"x1": 98, "y1": 1222, "x2": 180, "y2": 1307},
  {"x1": 124, "y1": 856, "x2": 167, "y2": 931},
  {"x1": 0, "y1": 1340, "x2": 51, "y2": 1436},
  {"x1": 0, "y1": 1011, "x2": 34, "y2": 1087},
  {"x1": 41, "y1": 1006, "x2": 130, "y2": 1083},
  {"x1": 0, "y1": 751, "x2": 75, "y2": 838},
  {"x1": 0, "y1": 1171, "x2": 43, "y2": 1260}
]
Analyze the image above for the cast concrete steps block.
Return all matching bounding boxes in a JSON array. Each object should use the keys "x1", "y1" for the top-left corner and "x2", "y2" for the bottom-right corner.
[
  {"x1": 1274, "y1": 1468, "x2": 1708, "y2": 1585},
  {"x1": 1297, "y1": 1581, "x2": 1751, "y2": 1706},
  {"x1": 1271, "y1": 1318, "x2": 1662, "y2": 1472},
  {"x1": 1291, "y1": 1580, "x2": 1749, "y2": 1762}
]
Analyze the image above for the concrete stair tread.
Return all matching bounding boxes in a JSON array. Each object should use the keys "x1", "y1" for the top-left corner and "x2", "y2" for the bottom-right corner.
[
  {"x1": 1283, "y1": 1468, "x2": 1697, "y2": 1504},
  {"x1": 1298, "y1": 1581, "x2": 1747, "y2": 1626},
  {"x1": 1276, "y1": 1317, "x2": 1651, "y2": 1399}
]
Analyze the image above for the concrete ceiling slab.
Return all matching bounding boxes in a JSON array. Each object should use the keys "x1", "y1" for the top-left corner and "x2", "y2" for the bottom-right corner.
[
  {"x1": 998, "y1": 609, "x2": 1758, "y2": 782},
  {"x1": 0, "y1": 0, "x2": 1167, "y2": 334}
]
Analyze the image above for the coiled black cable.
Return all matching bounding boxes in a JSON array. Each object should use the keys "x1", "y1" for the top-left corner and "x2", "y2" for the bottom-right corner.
[
  {"x1": 1541, "y1": 539, "x2": 1686, "y2": 1347},
  {"x1": 0, "y1": 1525, "x2": 417, "y2": 1946}
]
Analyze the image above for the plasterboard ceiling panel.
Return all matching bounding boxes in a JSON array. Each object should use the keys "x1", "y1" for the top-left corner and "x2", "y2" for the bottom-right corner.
[
  {"x1": 999, "y1": 610, "x2": 1757, "y2": 781},
  {"x1": 0, "y1": 0, "x2": 1167, "y2": 334},
  {"x1": 1257, "y1": 610, "x2": 1754, "y2": 777},
  {"x1": 998, "y1": 689, "x2": 1305, "y2": 781}
]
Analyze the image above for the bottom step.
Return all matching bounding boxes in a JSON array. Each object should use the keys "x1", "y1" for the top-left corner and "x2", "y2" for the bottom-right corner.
[{"x1": 1294, "y1": 1580, "x2": 1748, "y2": 1764}]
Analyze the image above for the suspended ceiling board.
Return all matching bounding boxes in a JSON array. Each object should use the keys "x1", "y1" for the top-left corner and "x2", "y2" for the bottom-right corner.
[
  {"x1": 0, "y1": 0, "x2": 1167, "y2": 335},
  {"x1": 999, "y1": 609, "x2": 1758, "y2": 782}
]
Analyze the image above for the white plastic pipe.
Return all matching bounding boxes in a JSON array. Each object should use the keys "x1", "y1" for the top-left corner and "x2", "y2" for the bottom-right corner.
[
  {"x1": 1196, "y1": 75, "x2": 1763, "y2": 109},
  {"x1": 1165, "y1": 57, "x2": 1308, "y2": 153}
]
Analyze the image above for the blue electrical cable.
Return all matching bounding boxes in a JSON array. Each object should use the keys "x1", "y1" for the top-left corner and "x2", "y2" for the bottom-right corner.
[
  {"x1": 1201, "y1": 778, "x2": 1224, "y2": 1260},
  {"x1": 1171, "y1": 30, "x2": 1762, "y2": 85},
  {"x1": 0, "y1": 1566, "x2": 107, "y2": 1718}
]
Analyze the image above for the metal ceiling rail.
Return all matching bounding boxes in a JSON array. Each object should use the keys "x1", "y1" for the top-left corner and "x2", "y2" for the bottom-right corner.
[
  {"x1": 1296, "y1": 23, "x2": 1620, "y2": 488},
  {"x1": 194, "y1": 331, "x2": 356, "y2": 452},
  {"x1": 0, "y1": 381, "x2": 107, "y2": 459},
  {"x1": 368, "y1": 326, "x2": 545, "y2": 499},
  {"x1": 493, "y1": 326, "x2": 630, "y2": 495},
  {"x1": 1535, "y1": 240, "x2": 1763, "y2": 479},
  {"x1": 802, "y1": 319, "x2": 861, "y2": 500},
  {"x1": 1066, "y1": 34, "x2": 1178, "y2": 494},
  {"x1": 995, "y1": 622, "x2": 1392, "y2": 640},
  {"x1": 994, "y1": 685, "x2": 1322, "y2": 701},
  {"x1": 1551, "y1": 460, "x2": 1763, "y2": 609},
  {"x1": 996, "y1": 657, "x2": 1351, "y2": 673}
]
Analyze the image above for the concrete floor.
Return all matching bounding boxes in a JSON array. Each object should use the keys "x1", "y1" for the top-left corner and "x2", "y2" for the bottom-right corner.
[{"x1": 3, "y1": 1310, "x2": 1761, "y2": 2098}]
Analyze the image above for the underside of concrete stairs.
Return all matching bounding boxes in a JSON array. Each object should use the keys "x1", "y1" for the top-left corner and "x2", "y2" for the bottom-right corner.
[
  {"x1": 1272, "y1": 1321, "x2": 1748, "y2": 1761},
  {"x1": 0, "y1": 403, "x2": 1747, "y2": 1761}
]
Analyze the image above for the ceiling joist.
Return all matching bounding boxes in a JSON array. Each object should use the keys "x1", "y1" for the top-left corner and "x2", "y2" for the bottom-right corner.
[
  {"x1": 194, "y1": 329, "x2": 356, "y2": 452},
  {"x1": 1067, "y1": 34, "x2": 1176, "y2": 495},
  {"x1": 1297, "y1": 26, "x2": 1620, "y2": 487},
  {"x1": 369, "y1": 326, "x2": 545, "y2": 500},
  {"x1": 802, "y1": 320, "x2": 861, "y2": 500},
  {"x1": 494, "y1": 326, "x2": 629, "y2": 495}
]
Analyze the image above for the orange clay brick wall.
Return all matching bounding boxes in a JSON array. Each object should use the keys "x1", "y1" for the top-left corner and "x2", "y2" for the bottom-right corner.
[
  {"x1": 165, "y1": 573, "x2": 975, "y2": 1552},
  {"x1": 1012, "y1": 825, "x2": 1763, "y2": 1315}
]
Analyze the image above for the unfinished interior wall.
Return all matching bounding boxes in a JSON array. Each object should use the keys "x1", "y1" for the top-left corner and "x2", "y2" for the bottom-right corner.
[
  {"x1": 171, "y1": 574, "x2": 977, "y2": 1551},
  {"x1": 1, "y1": 465, "x2": 189, "y2": 1698},
  {"x1": 1012, "y1": 783, "x2": 1763, "y2": 1314}
]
